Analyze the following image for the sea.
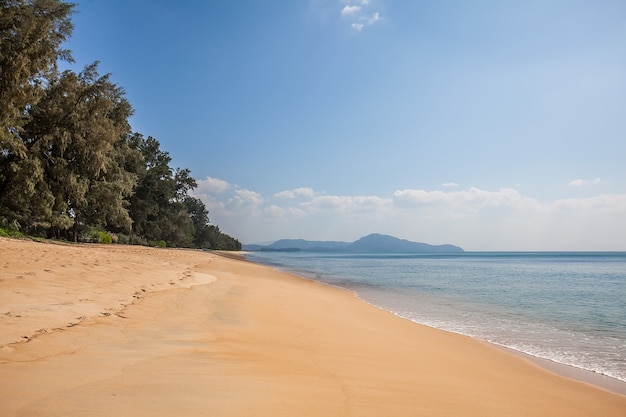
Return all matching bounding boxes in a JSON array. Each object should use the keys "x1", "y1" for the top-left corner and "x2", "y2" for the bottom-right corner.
[{"x1": 244, "y1": 251, "x2": 626, "y2": 389}]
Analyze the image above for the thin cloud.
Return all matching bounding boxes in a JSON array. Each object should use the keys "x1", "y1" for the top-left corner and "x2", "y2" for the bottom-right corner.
[
  {"x1": 442, "y1": 182, "x2": 459, "y2": 188},
  {"x1": 368, "y1": 11, "x2": 381, "y2": 24},
  {"x1": 553, "y1": 193, "x2": 626, "y2": 213},
  {"x1": 568, "y1": 178, "x2": 601, "y2": 187},
  {"x1": 339, "y1": 0, "x2": 382, "y2": 31},
  {"x1": 392, "y1": 187, "x2": 544, "y2": 216},
  {"x1": 303, "y1": 194, "x2": 393, "y2": 213},
  {"x1": 341, "y1": 5, "x2": 361, "y2": 16},
  {"x1": 274, "y1": 187, "x2": 317, "y2": 199},
  {"x1": 265, "y1": 205, "x2": 306, "y2": 219}
]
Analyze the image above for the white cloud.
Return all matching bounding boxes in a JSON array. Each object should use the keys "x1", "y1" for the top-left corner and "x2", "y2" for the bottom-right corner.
[
  {"x1": 195, "y1": 176, "x2": 231, "y2": 193},
  {"x1": 341, "y1": 5, "x2": 361, "y2": 16},
  {"x1": 338, "y1": 0, "x2": 382, "y2": 31},
  {"x1": 303, "y1": 194, "x2": 393, "y2": 213},
  {"x1": 229, "y1": 189, "x2": 264, "y2": 208},
  {"x1": 265, "y1": 205, "x2": 306, "y2": 219},
  {"x1": 192, "y1": 177, "x2": 626, "y2": 250},
  {"x1": 568, "y1": 178, "x2": 601, "y2": 187},
  {"x1": 274, "y1": 187, "x2": 317, "y2": 199},
  {"x1": 442, "y1": 182, "x2": 459, "y2": 188},
  {"x1": 193, "y1": 180, "x2": 264, "y2": 223},
  {"x1": 393, "y1": 187, "x2": 541, "y2": 212},
  {"x1": 552, "y1": 193, "x2": 626, "y2": 213}
]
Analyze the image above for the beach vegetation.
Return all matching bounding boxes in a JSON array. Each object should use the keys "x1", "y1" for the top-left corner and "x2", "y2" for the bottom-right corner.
[
  {"x1": 0, "y1": 0, "x2": 241, "y2": 250},
  {"x1": 0, "y1": 222, "x2": 24, "y2": 238},
  {"x1": 97, "y1": 231, "x2": 113, "y2": 244},
  {"x1": 78, "y1": 228, "x2": 113, "y2": 244}
]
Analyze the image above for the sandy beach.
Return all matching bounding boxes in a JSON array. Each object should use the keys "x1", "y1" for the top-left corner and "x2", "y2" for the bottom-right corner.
[{"x1": 1, "y1": 238, "x2": 624, "y2": 416}]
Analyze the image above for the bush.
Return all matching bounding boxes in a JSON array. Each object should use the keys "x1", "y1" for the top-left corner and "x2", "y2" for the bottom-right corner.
[
  {"x1": 0, "y1": 220, "x2": 24, "y2": 238},
  {"x1": 149, "y1": 240, "x2": 166, "y2": 248},
  {"x1": 0, "y1": 226, "x2": 24, "y2": 238},
  {"x1": 97, "y1": 231, "x2": 113, "y2": 244},
  {"x1": 78, "y1": 228, "x2": 114, "y2": 244},
  {"x1": 116, "y1": 233, "x2": 130, "y2": 245},
  {"x1": 123, "y1": 234, "x2": 147, "y2": 246}
]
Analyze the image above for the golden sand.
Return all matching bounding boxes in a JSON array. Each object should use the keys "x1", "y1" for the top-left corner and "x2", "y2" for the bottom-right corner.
[{"x1": 1, "y1": 238, "x2": 624, "y2": 416}]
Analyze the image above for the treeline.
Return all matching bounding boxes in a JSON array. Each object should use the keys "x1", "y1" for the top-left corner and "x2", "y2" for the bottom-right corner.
[{"x1": 0, "y1": 0, "x2": 240, "y2": 250}]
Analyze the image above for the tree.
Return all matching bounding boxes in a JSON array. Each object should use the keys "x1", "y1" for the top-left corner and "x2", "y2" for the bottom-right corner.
[
  {"x1": 82, "y1": 136, "x2": 140, "y2": 234},
  {"x1": 126, "y1": 134, "x2": 174, "y2": 242},
  {"x1": 0, "y1": 0, "x2": 74, "y2": 158},
  {"x1": 0, "y1": 0, "x2": 74, "y2": 228},
  {"x1": 0, "y1": 0, "x2": 242, "y2": 249},
  {"x1": 126, "y1": 134, "x2": 198, "y2": 247},
  {"x1": 2, "y1": 63, "x2": 134, "y2": 238},
  {"x1": 184, "y1": 195, "x2": 212, "y2": 247},
  {"x1": 207, "y1": 224, "x2": 242, "y2": 251}
]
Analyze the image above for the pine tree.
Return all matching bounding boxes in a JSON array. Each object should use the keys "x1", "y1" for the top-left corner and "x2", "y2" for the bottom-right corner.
[{"x1": 0, "y1": 0, "x2": 74, "y2": 158}]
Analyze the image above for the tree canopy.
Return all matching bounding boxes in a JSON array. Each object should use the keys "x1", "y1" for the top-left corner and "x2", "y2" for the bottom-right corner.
[{"x1": 0, "y1": 0, "x2": 241, "y2": 250}]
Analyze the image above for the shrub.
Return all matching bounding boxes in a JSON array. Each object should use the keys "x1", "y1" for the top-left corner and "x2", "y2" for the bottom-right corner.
[
  {"x1": 97, "y1": 231, "x2": 113, "y2": 244},
  {"x1": 0, "y1": 222, "x2": 24, "y2": 238},
  {"x1": 78, "y1": 228, "x2": 113, "y2": 244},
  {"x1": 129, "y1": 234, "x2": 147, "y2": 245},
  {"x1": 0, "y1": 226, "x2": 23, "y2": 238},
  {"x1": 149, "y1": 240, "x2": 166, "y2": 248},
  {"x1": 116, "y1": 233, "x2": 130, "y2": 245}
]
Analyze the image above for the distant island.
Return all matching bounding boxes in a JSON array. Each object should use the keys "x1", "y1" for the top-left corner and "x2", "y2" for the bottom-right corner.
[{"x1": 243, "y1": 233, "x2": 464, "y2": 253}]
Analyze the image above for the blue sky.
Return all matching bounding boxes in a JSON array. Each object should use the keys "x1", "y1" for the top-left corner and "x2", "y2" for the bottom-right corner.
[{"x1": 64, "y1": 0, "x2": 626, "y2": 250}]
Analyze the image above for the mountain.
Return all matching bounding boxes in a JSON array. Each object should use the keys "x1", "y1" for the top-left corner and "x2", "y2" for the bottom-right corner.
[
  {"x1": 243, "y1": 234, "x2": 463, "y2": 253},
  {"x1": 348, "y1": 233, "x2": 463, "y2": 253}
]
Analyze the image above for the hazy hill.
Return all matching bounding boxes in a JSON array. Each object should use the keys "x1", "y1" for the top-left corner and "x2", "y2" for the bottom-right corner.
[
  {"x1": 244, "y1": 234, "x2": 463, "y2": 253},
  {"x1": 348, "y1": 234, "x2": 463, "y2": 253}
]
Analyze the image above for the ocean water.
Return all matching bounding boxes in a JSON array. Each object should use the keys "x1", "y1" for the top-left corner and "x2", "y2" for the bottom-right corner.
[{"x1": 244, "y1": 251, "x2": 626, "y2": 384}]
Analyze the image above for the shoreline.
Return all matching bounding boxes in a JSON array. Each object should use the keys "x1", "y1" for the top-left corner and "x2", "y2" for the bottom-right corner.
[
  {"x1": 240, "y1": 251, "x2": 626, "y2": 397},
  {"x1": 366, "y1": 295, "x2": 626, "y2": 397},
  {"x1": 1, "y1": 238, "x2": 625, "y2": 416},
  {"x1": 505, "y1": 346, "x2": 626, "y2": 396}
]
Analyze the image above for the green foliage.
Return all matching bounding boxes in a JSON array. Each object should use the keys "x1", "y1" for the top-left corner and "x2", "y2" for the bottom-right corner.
[
  {"x1": 0, "y1": 0, "x2": 242, "y2": 250},
  {"x1": 115, "y1": 233, "x2": 131, "y2": 245},
  {"x1": 78, "y1": 228, "x2": 112, "y2": 244},
  {"x1": 149, "y1": 240, "x2": 166, "y2": 248},
  {"x1": 0, "y1": 224, "x2": 24, "y2": 238},
  {"x1": 97, "y1": 231, "x2": 113, "y2": 244},
  {"x1": 0, "y1": 0, "x2": 75, "y2": 159},
  {"x1": 21, "y1": 63, "x2": 134, "y2": 238}
]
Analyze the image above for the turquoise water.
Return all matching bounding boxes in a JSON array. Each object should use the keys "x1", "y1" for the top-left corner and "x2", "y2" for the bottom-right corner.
[{"x1": 245, "y1": 251, "x2": 626, "y2": 383}]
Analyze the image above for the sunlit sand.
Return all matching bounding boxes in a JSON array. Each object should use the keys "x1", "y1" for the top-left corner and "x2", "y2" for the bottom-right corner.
[{"x1": 1, "y1": 238, "x2": 624, "y2": 416}]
